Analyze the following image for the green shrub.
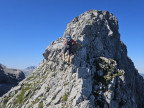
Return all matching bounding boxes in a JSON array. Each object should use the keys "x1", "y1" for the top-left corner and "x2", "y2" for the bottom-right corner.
[
  {"x1": 64, "y1": 82, "x2": 69, "y2": 86},
  {"x1": 51, "y1": 73, "x2": 55, "y2": 77},
  {"x1": 15, "y1": 88, "x2": 25, "y2": 104},
  {"x1": 62, "y1": 94, "x2": 68, "y2": 101},
  {"x1": 38, "y1": 102, "x2": 43, "y2": 108},
  {"x1": 26, "y1": 75, "x2": 34, "y2": 81},
  {"x1": 14, "y1": 84, "x2": 31, "y2": 104},
  {"x1": 118, "y1": 71, "x2": 123, "y2": 76}
]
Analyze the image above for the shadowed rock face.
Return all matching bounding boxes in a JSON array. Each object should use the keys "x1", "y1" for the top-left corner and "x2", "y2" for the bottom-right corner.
[
  {"x1": 0, "y1": 10, "x2": 144, "y2": 108},
  {"x1": 0, "y1": 64, "x2": 25, "y2": 97}
]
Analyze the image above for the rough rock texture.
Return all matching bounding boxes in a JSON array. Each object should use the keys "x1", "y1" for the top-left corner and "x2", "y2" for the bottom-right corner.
[
  {"x1": 0, "y1": 64, "x2": 25, "y2": 97},
  {"x1": 0, "y1": 10, "x2": 144, "y2": 108},
  {"x1": 23, "y1": 66, "x2": 36, "y2": 77}
]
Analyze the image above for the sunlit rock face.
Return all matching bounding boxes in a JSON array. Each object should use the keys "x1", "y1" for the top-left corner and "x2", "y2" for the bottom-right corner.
[{"x1": 0, "y1": 10, "x2": 144, "y2": 108}]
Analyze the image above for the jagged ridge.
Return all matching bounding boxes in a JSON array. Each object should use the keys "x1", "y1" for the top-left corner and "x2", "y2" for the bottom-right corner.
[{"x1": 0, "y1": 10, "x2": 144, "y2": 108}]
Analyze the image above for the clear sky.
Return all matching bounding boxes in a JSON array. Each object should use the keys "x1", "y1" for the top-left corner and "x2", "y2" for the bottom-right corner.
[{"x1": 0, "y1": 0, "x2": 144, "y2": 73}]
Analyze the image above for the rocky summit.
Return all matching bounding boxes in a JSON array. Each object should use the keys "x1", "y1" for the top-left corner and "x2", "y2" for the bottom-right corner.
[
  {"x1": 0, "y1": 64, "x2": 25, "y2": 97},
  {"x1": 23, "y1": 66, "x2": 36, "y2": 77},
  {"x1": 0, "y1": 10, "x2": 144, "y2": 108}
]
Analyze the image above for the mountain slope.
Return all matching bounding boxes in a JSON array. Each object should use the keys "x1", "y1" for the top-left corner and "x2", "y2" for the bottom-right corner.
[
  {"x1": 0, "y1": 64, "x2": 25, "y2": 97},
  {"x1": 0, "y1": 10, "x2": 144, "y2": 108}
]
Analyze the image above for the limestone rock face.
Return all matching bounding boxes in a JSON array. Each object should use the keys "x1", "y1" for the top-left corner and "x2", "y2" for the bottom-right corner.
[
  {"x1": 0, "y1": 64, "x2": 25, "y2": 97},
  {"x1": 0, "y1": 10, "x2": 144, "y2": 108}
]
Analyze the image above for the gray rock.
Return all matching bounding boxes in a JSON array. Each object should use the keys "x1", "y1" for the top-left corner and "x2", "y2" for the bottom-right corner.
[
  {"x1": 0, "y1": 64, "x2": 25, "y2": 83},
  {"x1": 0, "y1": 10, "x2": 143, "y2": 108},
  {"x1": 0, "y1": 64, "x2": 25, "y2": 97}
]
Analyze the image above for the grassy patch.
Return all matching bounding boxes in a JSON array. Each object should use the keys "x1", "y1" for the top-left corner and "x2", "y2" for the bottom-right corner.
[
  {"x1": 51, "y1": 73, "x2": 55, "y2": 77},
  {"x1": 38, "y1": 101, "x2": 43, "y2": 108},
  {"x1": 14, "y1": 84, "x2": 31, "y2": 104},
  {"x1": 2, "y1": 92, "x2": 15, "y2": 106},
  {"x1": 95, "y1": 57, "x2": 124, "y2": 85},
  {"x1": 64, "y1": 82, "x2": 69, "y2": 86},
  {"x1": 107, "y1": 72, "x2": 112, "y2": 76},
  {"x1": 104, "y1": 75, "x2": 112, "y2": 83},
  {"x1": 26, "y1": 75, "x2": 34, "y2": 81},
  {"x1": 14, "y1": 88, "x2": 25, "y2": 104},
  {"x1": 62, "y1": 95, "x2": 67, "y2": 101},
  {"x1": 112, "y1": 71, "x2": 123, "y2": 78},
  {"x1": 2, "y1": 104, "x2": 6, "y2": 108},
  {"x1": 109, "y1": 65, "x2": 115, "y2": 72},
  {"x1": 62, "y1": 92, "x2": 69, "y2": 102},
  {"x1": 32, "y1": 97, "x2": 40, "y2": 104},
  {"x1": 118, "y1": 71, "x2": 123, "y2": 76}
]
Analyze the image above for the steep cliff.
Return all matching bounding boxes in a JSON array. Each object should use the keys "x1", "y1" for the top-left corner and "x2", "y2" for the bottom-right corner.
[
  {"x1": 0, "y1": 64, "x2": 25, "y2": 97},
  {"x1": 0, "y1": 10, "x2": 144, "y2": 108}
]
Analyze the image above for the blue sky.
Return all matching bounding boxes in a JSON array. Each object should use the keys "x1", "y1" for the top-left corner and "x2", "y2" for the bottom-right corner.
[{"x1": 0, "y1": 0, "x2": 144, "y2": 73}]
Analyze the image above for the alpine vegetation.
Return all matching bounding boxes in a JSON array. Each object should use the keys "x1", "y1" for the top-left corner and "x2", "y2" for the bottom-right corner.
[{"x1": 0, "y1": 10, "x2": 144, "y2": 108}]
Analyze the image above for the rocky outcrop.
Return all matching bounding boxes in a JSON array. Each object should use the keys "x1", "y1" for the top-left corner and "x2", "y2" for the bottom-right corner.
[
  {"x1": 0, "y1": 64, "x2": 25, "y2": 97},
  {"x1": 0, "y1": 10, "x2": 144, "y2": 108},
  {"x1": 23, "y1": 66, "x2": 36, "y2": 77}
]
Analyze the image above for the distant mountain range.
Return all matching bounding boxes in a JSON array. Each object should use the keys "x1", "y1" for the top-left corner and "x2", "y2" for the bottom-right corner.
[
  {"x1": 0, "y1": 64, "x2": 25, "y2": 97},
  {"x1": 140, "y1": 73, "x2": 144, "y2": 77},
  {"x1": 22, "y1": 66, "x2": 36, "y2": 77},
  {"x1": 0, "y1": 64, "x2": 36, "y2": 97}
]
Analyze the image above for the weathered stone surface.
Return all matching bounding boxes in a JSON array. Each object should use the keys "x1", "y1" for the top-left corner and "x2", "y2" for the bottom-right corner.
[
  {"x1": 0, "y1": 64, "x2": 25, "y2": 83},
  {"x1": 0, "y1": 64, "x2": 25, "y2": 97},
  {"x1": 0, "y1": 10, "x2": 144, "y2": 108}
]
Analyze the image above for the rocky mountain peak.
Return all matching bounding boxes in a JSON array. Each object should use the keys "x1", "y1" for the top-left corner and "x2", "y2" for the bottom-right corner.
[
  {"x1": 64, "y1": 10, "x2": 119, "y2": 39},
  {"x1": 0, "y1": 10, "x2": 144, "y2": 108},
  {"x1": 23, "y1": 66, "x2": 36, "y2": 77},
  {"x1": 25, "y1": 66, "x2": 36, "y2": 70}
]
